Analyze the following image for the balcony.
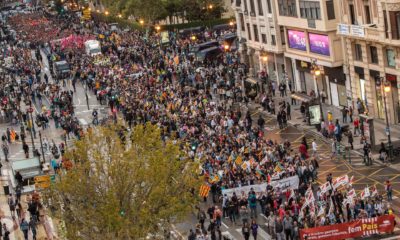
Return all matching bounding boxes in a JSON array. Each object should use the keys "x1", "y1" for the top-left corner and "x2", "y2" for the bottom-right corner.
[{"x1": 337, "y1": 23, "x2": 384, "y2": 42}]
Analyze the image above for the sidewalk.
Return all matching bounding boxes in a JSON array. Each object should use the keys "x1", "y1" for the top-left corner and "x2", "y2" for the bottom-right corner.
[
  {"x1": 0, "y1": 174, "x2": 51, "y2": 240},
  {"x1": 267, "y1": 93, "x2": 400, "y2": 148},
  {"x1": 249, "y1": 92, "x2": 400, "y2": 169}
]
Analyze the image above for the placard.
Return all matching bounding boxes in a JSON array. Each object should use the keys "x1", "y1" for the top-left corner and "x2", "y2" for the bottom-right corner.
[
  {"x1": 300, "y1": 215, "x2": 395, "y2": 240},
  {"x1": 221, "y1": 175, "x2": 299, "y2": 197}
]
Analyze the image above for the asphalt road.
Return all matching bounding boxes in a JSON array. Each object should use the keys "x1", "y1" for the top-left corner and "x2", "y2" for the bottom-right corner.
[{"x1": 173, "y1": 106, "x2": 400, "y2": 240}]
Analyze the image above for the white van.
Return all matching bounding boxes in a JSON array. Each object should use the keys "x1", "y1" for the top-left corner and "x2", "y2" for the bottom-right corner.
[{"x1": 84, "y1": 40, "x2": 102, "y2": 56}]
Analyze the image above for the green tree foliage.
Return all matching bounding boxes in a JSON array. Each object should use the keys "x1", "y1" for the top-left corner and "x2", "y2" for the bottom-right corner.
[
  {"x1": 44, "y1": 123, "x2": 200, "y2": 239},
  {"x1": 99, "y1": 0, "x2": 225, "y2": 22}
]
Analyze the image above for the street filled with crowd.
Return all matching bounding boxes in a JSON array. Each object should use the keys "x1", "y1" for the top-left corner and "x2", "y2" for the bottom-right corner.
[{"x1": 0, "y1": 7, "x2": 397, "y2": 240}]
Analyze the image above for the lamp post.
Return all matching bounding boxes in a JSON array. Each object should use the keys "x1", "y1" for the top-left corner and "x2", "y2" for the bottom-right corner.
[
  {"x1": 381, "y1": 77, "x2": 393, "y2": 162},
  {"x1": 39, "y1": 131, "x2": 45, "y2": 164},
  {"x1": 85, "y1": 80, "x2": 89, "y2": 110},
  {"x1": 27, "y1": 104, "x2": 36, "y2": 153},
  {"x1": 260, "y1": 50, "x2": 268, "y2": 94},
  {"x1": 311, "y1": 59, "x2": 324, "y2": 126}
]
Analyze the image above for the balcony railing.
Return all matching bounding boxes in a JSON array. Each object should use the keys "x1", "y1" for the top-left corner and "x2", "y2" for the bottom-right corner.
[{"x1": 337, "y1": 23, "x2": 384, "y2": 41}]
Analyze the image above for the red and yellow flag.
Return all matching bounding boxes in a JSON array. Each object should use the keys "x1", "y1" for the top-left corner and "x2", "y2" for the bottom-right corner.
[{"x1": 199, "y1": 184, "x2": 211, "y2": 198}]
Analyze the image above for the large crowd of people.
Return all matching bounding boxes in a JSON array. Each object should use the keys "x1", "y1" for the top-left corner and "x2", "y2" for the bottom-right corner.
[{"x1": 0, "y1": 7, "x2": 396, "y2": 240}]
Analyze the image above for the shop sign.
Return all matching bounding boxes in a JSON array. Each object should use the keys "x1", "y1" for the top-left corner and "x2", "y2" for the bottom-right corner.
[
  {"x1": 300, "y1": 61, "x2": 308, "y2": 68},
  {"x1": 351, "y1": 25, "x2": 365, "y2": 37},
  {"x1": 300, "y1": 215, "x2": 395, "y2": 240}
]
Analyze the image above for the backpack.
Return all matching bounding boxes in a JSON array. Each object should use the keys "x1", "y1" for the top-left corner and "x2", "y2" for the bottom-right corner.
[{"x1": 250, "y1": 195, "x2": 257, "y2": 204}]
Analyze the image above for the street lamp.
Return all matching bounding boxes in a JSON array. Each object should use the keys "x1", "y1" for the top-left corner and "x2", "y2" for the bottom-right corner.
[
  {"x1": 229, "y1": 21, "x2": 235, "y2": 26},
  {"x1": 155, "y1": 25, "x2": 161, "y2": 31},
  {"x1": 139, "y1": 19, "x2": 144, "y2": 25},
  {"x1": 311, "y1": 59, "x2": 324, "y2": 126},
  {"x1": 118, "y1": 13, "x2": 122, "y2": 18},
  {"x1": 191, "y1": 35, "x2": 196, "y2": 41},
  {"x1": 381, "y1": 77, "x2": 393, "y2": 162},
  {"x1": 27, "y1": 103, "x2": 36, "y2": 154},
  {"x1": 105, "y1": 11, "x2": 109, "y2": 16},
  {"x1": 224, "y1": 44, "x2": 230, "y2": 51},
  {"x1": 208, "y1": 4, "x2": 213, "y2": 9}
]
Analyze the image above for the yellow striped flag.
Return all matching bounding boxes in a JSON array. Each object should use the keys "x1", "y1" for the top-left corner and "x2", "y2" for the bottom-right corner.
[
  {"x1": 235, "y1": 155, "x2": 243, "y2": 166},
  {"x1": 228, "y1": 155, "x2": 232, "y2": 163},
  {"x1": 209, "y1": 175, "x2": 220, "y2": 183},
  {"x1": 241, "y1": 161, "x2": 249, "y2": 170},
  {"x1": 199, "y1": 184, "x2": 211, "y2": 198},
  {"x1": 274, "y1": 163, "x2": 283, "y2": 172}
]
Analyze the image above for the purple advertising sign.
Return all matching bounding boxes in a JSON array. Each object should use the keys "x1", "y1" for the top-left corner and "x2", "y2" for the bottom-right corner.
[
  {"x1": 309, "y1": 33, "x2": 330, "y2": 56},
  {"x1": 288, "y1": 30, "x2": 306, "y2": 51}
]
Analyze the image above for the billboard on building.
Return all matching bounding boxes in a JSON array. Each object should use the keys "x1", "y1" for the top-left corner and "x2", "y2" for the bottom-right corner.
[
  {"x1": 309, "y1": 33, "x2": 330, "y2": 56},
  {"x1": 287, "y1": 30, "x2": 306, "y2": 51}
]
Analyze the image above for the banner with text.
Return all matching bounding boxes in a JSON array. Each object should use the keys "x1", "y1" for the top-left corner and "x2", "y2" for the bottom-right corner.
[
  {"x1": 221, "y1": 176, "x2": 299, "y2": 197},
  {"x1": 300, "y1": 215, "x2": 395, "y2": 240}
]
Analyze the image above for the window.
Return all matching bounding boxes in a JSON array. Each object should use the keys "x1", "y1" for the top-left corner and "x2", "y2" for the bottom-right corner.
[
  {"x1": 280, "y1": 26, "x2": 286, "y2": 45},
  {"x1": 370, "y1": 46, "x2": 378, "y2": 64},
  {"x1": 247, "y1": 23, "x2": 251, "y2": 40},
  {"x1": 349, "y1": 4, "x2": 356, "y2": 24},
  {"x1": 389, "y1": 11, "x2": 400, "y2": 40},
  {"x1": 384, "y1": 10, "x2": 389, "y2": 38},
  {"x1": 257, "y1": 0, "x2": 263, "y2": 15},
  {"x1": 271, "y1": 35, "x2": 276, "y2": 45},
  {"x1": 299, "y1": 1, "x2": 321, "y2": 20},
  {"x1": 261, "y1": 34, "x2": 267, "y2": 43},
  {"x1": 364, "y1": 5, "x2": 371, "y2": 24},
  {"x1": 354, "y1": 44, "x2": 362, "y2": 61},
  {"x1": 240, "y1": 13, "x2": 245, "y2": 31},
  {"x1": 278, "y1": 0, "x2": 297, "y2": 17},
  {"x1": 267, "y1": 0, "x2": 272, "y2": 14},
  {"x1": 250, "y1": 0, "x2": 255, "y2": 14},
  {"x1": 326, "y1": 0, "x2": 335, "y2": 20},
  {"x1": 386, "y1": 49, "x2": 396, "y2": 67},
  {"x1": 244, "y1": 0, "x2": 248, "y2": 13},
  {"x1": 253, "y1": 25, "x2": 259, "y2": 42}
]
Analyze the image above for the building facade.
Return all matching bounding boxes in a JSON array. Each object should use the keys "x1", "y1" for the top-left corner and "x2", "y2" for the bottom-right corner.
[
  {"x1": 232, "y1": 0, "x2": 286, "y2": 84},
  {"x1": 337, "y1": 0, "x2": 400, "y2": 124},
  {"x1": 233, "y1": 0, "x2": 346, "y2": 107}
]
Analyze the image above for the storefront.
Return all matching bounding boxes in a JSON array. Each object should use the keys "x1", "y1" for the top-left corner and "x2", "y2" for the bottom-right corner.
[{"x1": 385, "y1": 73, "x2": 399, "y2": 123}]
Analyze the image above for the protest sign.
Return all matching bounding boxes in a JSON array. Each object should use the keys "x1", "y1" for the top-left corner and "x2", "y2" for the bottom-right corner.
[{"x1": 300, "y1": 215, "x2": 395, "y2": 240}]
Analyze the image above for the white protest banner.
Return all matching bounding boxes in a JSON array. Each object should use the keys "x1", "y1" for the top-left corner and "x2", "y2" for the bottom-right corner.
[
  {"x1": 332, "y1": 175, "x2": 349, "y2": 189},
  {"x1": 222, "y1": 175, "x2": 299, "y2": 197},
  {"x1": 320, "y1": 181, "x2": 332, "y2": 194}
]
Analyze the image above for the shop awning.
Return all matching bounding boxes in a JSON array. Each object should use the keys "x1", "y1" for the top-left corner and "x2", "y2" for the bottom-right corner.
[{"x1": 291, "y1": 92, "x2": 314, "y2": 102}]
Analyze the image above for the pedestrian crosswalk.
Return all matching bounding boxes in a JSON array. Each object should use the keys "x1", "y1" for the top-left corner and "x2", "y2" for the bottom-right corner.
[
  {"x1": 221, "y1": 226, "x2": 271, "y2": 240},
  {"x1": 236, "y1": 226, "x2": 271, "y2": 239}
]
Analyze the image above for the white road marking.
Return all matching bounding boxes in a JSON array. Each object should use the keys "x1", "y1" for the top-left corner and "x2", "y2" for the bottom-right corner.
[
  {"x1": 222, "y1": 231, "x2": 237, "y2": 240},
  {"x1": 221, "y1": 221, "x2": 229, "y2": 229},
  {"x1": 171, "y1": 224, "x2": 184, "y2": 239},
  {"x1": 236, "y1": 227, "x2": 271, "y2": 239}
]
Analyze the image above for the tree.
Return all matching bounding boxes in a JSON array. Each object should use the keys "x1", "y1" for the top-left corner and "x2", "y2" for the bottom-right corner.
[
  {"x1": 99, "y1": 0, "x2": 225, "y2": 23},
  {"x1": 44, "y1": 123, "x2": 200, "y2": 239}
]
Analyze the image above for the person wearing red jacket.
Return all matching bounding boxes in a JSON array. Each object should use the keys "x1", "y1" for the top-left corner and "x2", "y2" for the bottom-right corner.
[{"x1": 299, "y1": 143, "x2": 308, "y2": 159}]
